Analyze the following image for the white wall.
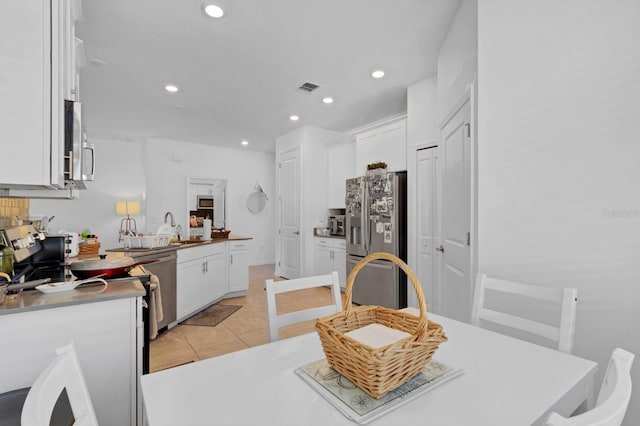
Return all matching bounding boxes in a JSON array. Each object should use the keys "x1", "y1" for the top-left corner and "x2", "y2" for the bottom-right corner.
[
  {"x1": 30, "y1": 137, "x2": 147, "y2": 250},
  {"x1": 437, "y1": 0, "x2": 478, "y2": 122},
  {"x1": 145, "y1": 138, "x2": 276, "y2": 265},
  {"x1": 478, "y1": 1, "x2": 640, "y2": 423},
  {"x1": 407, "y1": 76, "x2": 440, "y2": 147},
  {"x1": 406, "y1": 75, "x2": 439, "y2": 307}
]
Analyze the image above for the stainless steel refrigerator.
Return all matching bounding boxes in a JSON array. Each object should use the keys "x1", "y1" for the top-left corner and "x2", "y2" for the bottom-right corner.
[{"x1": 345, "y1": 171, "x2": 407, "y2": 308}]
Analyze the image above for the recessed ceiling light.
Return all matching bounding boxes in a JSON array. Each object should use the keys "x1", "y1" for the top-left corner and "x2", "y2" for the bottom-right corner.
[
  {"x1": 203, "y1": 4, "x2": 224, "y2": 18},
  {"x1": 172, "y1": 104, "x2": 185, "y2": 109},
  {"x1": 371, "y1": 70, "x2": 385, "y2": 79},
  {"x1": 289, "y1": 115, "x2": 300, "y2": 121},
  {"x1": 322, "y1": 97, "x2": 334, "y2": 104},
  {"x1": 165, "y1": 84, "x2": 179, "y2": 93},
  {"x1": 241, "y1": 140, "x2": 249, "y2": 146}
]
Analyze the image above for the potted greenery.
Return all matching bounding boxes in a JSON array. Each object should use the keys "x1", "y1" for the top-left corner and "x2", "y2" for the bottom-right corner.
[{"x1": 366, "y1": 161, "x2": 388, "y2": 177}]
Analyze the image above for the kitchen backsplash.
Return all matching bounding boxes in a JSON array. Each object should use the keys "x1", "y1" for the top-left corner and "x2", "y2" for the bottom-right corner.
[{"x1": 0, "y1": 197, "x2": 29, "y2": 228}]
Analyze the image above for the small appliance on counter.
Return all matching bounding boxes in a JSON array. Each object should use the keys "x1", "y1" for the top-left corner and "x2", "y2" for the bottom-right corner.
[{"x1": 328, "y1": 208, "x2": 346, "y2": 237}]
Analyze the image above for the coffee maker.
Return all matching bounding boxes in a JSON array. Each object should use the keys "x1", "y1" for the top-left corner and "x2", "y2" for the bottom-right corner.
[{"x1": 328, "y1": 215, "x2": 345, "y2": 236}]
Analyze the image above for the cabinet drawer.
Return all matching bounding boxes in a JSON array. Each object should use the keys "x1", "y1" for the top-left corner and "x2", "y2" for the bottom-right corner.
[
  {"x1": 334, "y1": 239, "x2": 346, "y2": 249},
  {"x1": 177, "y1": 242, "x2": 225, "y2": 263},
  {"x1": 229, "y1": 240, "x2": 249, "y2": 250},
  {"x1": 314, "y1": 237, "x2": 332, "y2": 246}
]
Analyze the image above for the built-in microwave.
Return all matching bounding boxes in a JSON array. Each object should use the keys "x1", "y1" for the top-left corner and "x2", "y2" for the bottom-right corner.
[
  {"x1": 64, "y1": 100, "x2": 95, "y2": 189},
  {"x1": 197, "y1": 196, "x2": 214, "y2": 209}
]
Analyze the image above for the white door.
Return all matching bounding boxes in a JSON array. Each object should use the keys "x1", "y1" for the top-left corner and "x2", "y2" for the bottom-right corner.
[
  {"x1": 416, "y1": 147, "x2": 440, "y2": 312},
  {"x1": 278, "y1": 148, "x2": 301, "y2": 278},
  {"x1": 439, "y1": 95, "x2": 472, "y2": 322}
]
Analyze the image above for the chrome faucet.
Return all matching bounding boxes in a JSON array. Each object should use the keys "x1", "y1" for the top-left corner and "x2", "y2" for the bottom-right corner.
[{"x1": 164, "y1": 211, "x2": 175, "y2": 227}]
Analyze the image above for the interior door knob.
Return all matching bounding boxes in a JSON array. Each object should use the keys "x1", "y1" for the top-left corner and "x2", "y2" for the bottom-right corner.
[
  {"x1": 294, "y1": 230, "x2": 300, "y2": 235},
  {"x1": 435, "y1": 245, "x2": 444, "y2": 253}
]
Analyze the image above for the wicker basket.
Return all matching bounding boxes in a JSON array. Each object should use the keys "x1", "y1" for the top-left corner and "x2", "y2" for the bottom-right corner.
[
  {"x1": 315, "y1": 252, "x2": 447, "y2": 399},
  {"x1": 78, "y1": 242, "x2": 100, "y2": 255}
]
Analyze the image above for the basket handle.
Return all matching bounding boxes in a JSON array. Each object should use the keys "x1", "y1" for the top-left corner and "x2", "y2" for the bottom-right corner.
[{"x1": 344, "y1": 252, "x2": 429, "y2": 339}]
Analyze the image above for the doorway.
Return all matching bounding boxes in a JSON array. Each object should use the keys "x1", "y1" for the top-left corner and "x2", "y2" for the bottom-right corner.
[
  {"x1": 276, "y1": 147, "x2": 301, "y2": 279},
  {"x1": 438, "y1": 91, "x2": 474, "y2": 322}
]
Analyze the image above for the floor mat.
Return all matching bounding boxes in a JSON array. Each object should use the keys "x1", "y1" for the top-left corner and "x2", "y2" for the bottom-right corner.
[{"x1": 181, "y1": 304, "x2": 242, "y2": 327}]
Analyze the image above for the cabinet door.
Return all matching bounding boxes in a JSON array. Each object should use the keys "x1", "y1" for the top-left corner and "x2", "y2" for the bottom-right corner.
[
  {"x1": 380, "y1": 120, "x2": 407, "y2": 171},
  {"x1": 204, "y1": 250, "x2": 227, "y2": 304},
  {"x1": 0, "y1": 298, "x2": 138, "y2": 425},
  {"x1": 0, "y1": 1, "x2": 53, "y2": 187},
  {"x1": 328, "y1": 145, "x2": 347, "y2": 208},
  {"x1": 176, "y1": 258, "x2": 205, "y2": 321},
  {"x1": 333, "y1": 244, "x2": 347, "y2": 288},
  {"x1": 355, "y1": 132, "x2": 379, "y2": 176},
  {"x1": 314, "y1": 240, "x2": 334, "y2": 276},
  {"x1": 229, "y1": 248, "x2": 249, "y2": 292}
]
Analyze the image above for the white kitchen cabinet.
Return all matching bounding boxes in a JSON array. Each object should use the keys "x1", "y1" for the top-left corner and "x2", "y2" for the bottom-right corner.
[
  {"x1": 176, "y1": 242, "x2": 229, "y2": 321},
  {"x1": 0, "y1": 0, "x2": 83, "y2": 190},
  {"x1": 313, "y1": 237, "x2": 347, "y2": 288},
  {"x1": 327, "y1": 142, "x2": 356, "y2": 209},
  {"x1": 0, "y1": 296, "x2": 141, "y2": 425},
  {"x1": 177, "y1": 256, "x2": 207, "y2": 320},
  {"x1": 355, "y1": 117, "x2": 407, "y2": 174},
  {"x1": 228, "y1": 240, "x2": 250, "y2": 293},
  {"x1": 204, "y1": 244, "x2": 228, "y2": 304}
]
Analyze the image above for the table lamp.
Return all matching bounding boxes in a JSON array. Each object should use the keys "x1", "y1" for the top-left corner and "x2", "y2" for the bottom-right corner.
[{"x1": 116, "y1": 201, "x2": 140, "y2": 241}]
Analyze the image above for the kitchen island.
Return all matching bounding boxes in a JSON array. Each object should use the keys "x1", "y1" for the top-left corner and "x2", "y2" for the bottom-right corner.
[{"x1": 0, "y1": 278, "x2": 145, "y2": 425}]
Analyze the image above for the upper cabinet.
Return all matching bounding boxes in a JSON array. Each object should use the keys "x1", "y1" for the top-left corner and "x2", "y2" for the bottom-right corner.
[
  {"x1": 327, "y1": 142, "x2": 356, "y2": 209},
  {"x1": 354, "y1": 116, "x2": 407, "y2": 174},
  {"x1": 0, "y1": 0, "x2": 84, "y2": 191}
]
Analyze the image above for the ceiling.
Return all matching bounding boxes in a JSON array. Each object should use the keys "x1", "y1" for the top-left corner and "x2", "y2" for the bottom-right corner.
[{"x1": 77, "y1": 0, "x2": 460, "y2": 152}]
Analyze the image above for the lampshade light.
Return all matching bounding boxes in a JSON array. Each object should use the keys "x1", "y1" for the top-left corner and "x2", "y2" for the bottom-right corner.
[
  {"x1": 116, "y1": 201, "x2": 140, "y2": 241},
  {"x1": 115, "y1": 201, "x2": 140, "y2": 216}
]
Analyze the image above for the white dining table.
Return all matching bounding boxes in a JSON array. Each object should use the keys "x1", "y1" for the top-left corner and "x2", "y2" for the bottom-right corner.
[{"x1": 140, "y1": 314, "x2": 597, "y2": 426}]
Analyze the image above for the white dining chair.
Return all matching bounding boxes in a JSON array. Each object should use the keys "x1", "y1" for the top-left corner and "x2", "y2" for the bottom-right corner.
[
  {"x1": 471, "y1": 273, "x2": 578, "y2": 353},
  {"x1": 545, "y1": 348, "x2": 634, "y2": 426},
  {"x1": 21, "y1": 342, "x2": 99, "y2": 426},
  {"x1": 265, "y1": 271, "x2": 342, "y2": 342}
]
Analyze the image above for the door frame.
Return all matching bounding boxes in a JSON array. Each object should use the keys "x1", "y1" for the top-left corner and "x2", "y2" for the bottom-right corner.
[{"x1": 275, "y1": 146, "x2": 301, "y2": 278}]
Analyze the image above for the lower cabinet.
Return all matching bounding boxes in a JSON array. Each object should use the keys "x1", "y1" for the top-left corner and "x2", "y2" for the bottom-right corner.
[
  {"x1": 313, "y1": 237, "x2": 346, "y2": 287},
  {"x1": 204, "y1": 246, "x2": 228, "y2": 304},
  {"x1": 0, "y1": 297, "x2": 142, "y2": 425},
  {"x1": 176, "y1": 240, "x2": 250, "y2": 322},
  {"x1": 228, "y1": 240, "x2": 249, "y2": 293}
]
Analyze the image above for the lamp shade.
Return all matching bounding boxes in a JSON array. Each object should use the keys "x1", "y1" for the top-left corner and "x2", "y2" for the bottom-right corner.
[{"x1": 115, "y1": 201, "x2": 140, "y2": 216}]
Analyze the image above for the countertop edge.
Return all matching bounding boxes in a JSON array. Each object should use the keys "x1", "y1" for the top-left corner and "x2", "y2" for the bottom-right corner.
[{"x1": 0, "y1": 278, "x2": 145, "y2": 316}]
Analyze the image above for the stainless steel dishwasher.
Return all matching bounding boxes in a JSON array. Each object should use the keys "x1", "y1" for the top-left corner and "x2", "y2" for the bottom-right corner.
[{"x1": 128, "y1": 248, "x2": 177, "y2": 330}]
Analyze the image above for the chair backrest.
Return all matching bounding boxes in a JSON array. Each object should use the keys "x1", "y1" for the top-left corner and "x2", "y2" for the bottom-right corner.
[
  {"x1": 471, "y1": 273, "x2": 578, "y2": 353},
  {"x1": 265, "y1": 271, "x2": 342, "y2": 342},
  {"x1": 545, "y1": 348, "x2": 635, "y2": 426},
  {"x1": 21, "y1": 343, "x2": 98, "y2": 426}
]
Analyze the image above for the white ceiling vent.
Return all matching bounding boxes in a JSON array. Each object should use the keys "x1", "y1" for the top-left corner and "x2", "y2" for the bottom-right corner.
[{"x1": 298, "y1": 82, "x2": 320, "y2": 92}]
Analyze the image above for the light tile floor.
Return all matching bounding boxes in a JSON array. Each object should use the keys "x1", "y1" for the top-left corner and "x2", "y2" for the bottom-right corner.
[{"x1": 150, "y1": 264, "x2": 346, "y2": 372}]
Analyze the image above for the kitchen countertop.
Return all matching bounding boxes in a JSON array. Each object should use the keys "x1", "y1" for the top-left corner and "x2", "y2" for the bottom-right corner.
[{"x1": 0, "y1": 278, "x2": 145, "y2": 316}]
